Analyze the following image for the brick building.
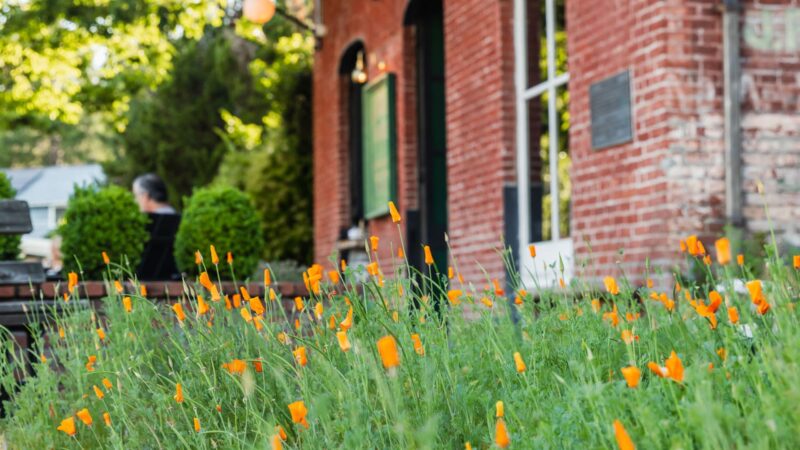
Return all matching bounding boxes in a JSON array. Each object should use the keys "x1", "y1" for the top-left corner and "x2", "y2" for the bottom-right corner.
[{"x1": 312, "y1": 0, "x2": 800, "y2": 288}]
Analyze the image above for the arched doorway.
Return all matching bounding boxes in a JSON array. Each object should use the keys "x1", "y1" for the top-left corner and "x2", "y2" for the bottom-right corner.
[
  {"x1": 339, "y1": 41, "x2": 367, "y2": 228},
  {"x1": 405, "y1": 0, "x2": 448, "y2": 271}
]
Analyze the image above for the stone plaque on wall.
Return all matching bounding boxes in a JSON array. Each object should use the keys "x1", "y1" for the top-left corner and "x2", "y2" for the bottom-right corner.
[{"x1": 590, "y1": 70, "x2": 633, "y2": 150}]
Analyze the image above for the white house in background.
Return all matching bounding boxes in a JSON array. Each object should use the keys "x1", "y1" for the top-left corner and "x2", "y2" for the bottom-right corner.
[{"x1": 2, "y1": 164, "x2": 105, "y2": 260}]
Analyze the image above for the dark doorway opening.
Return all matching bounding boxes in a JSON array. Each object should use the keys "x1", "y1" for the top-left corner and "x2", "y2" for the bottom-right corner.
[
  {"x1": 406, "y1": 0, "x2": 448, "y2": 272},
  {"x1": 339, "y1": 42, "x2": 366, "y2": 227}
]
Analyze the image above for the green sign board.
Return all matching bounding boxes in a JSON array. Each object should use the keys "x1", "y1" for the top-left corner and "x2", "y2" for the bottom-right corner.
[{"x1": 362, "y1": 73, "x2": 397, "y2": 219}]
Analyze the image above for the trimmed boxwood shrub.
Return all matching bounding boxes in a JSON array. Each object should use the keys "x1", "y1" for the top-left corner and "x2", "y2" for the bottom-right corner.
[
  {"x1": 174, "y1": 186, "x2": 263, "y2": 279},
  {"x1": 59, "y1": 185, "x2": 149, "y2": 279},
  {"x1": 0, "y1": 172, "x2": 20, "y2": 259}
]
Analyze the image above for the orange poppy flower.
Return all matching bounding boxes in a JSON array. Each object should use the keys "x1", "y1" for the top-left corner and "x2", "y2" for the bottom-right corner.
[
  {"x1": 366, "y1": 262, "x2": 379, "y2": 277},
  {"x1": 264, "y1": 268, "x2": 272, "y2": 286},
  {"x1": 59, "y1": 327, "x2": 65, "y2": 339},
  {"x1": 294, "y1": 296, "x2": 305, "y2": 312},
  {"x1": 233, "y1": 294, "x2": 242, "y2": 308},
  {"x1": 254, "y1": 359, "x2": 263, "y2": 373},
  {"x1": 447, "y1": 289, "x2": 463, "y2": 305},
  {"x1": 114, "y1": 280, "x2": 123, "y2": 294},
  {"x1": 708, "y1": 291, "x2": 723, "y2": 313},
  {"x1": 68, "y1": 272, "x2": 78, "y2": 293},
  {"x1": 647, "y1": 361, "x2": 668, "y2": 378},
  {"x1": 686, "y1": 235, "x2": 705, "y2": 256},
  {"x1": 495, "y1": 418, "x2": 510, "y2": 448},
  {"x1": 370, "y1": 236, "x2": 379, "y2": 252},
  {"x1": 448, "y1": 266, "x2": 454, "y2": 279},
  {"x1": 102, "y1": 378, "x2": 113, "y2": 390},
  {"x1": 102, "y1": 251, "x2": 110, "y2": 265},
  {"x1": 377, "y1": 335, "x2": 400, "y2": 369},
  {"x1": 737, "y1": 254, "x2": 744, "y2": 266},
  {"x1": 646, "y1": 278, "x2": 654, "y2": 288},
  {"x1": 794, "y1": 255, "x2": 800, "y2": 270},
  {"x1": 293, "y1": 347, "x2": 308, "y2": 366},
  {"x1": 140, "y1": 284, "x2": 147, "y2": 296},
  {"x1": 250, "y1": 296, "x2": 265, "y2": 316},
  {"x1": 57, "y1": 416, "x2": 76, "y2": 435},
  {"x1": 496, "y1": 401, "x2": 504, "y2": 418},
  {"x1": 341, "y1": 259, "x2": 347, "y2": 271},
  {"x1": 340, "y1": 307, "x2": 353, "y2": 331},
  {"x1": 240, "y1": 286, "x2": 251, "y2": 302},
  {"x1": 424, "y1": 246, "x2": 434, "y2": 266},
  {"x1": 591, "y1": 299, "x2": 601, "y2": 312},
  {"x1": 240, "y1": 307, "x2": 253, "y2": 323},
  {"x1": 197, "y1": 295, "x2": 209, "y2": 316},
  {"x1": 465, "y1": 442, "x2": 472, "y2": 450},
  {"x1": 93, "y1": 385, "x2": 104, "y2": 399},
  {"x1": 513, "y1": 352, "x2": 526, "y2": 373},
  {"x1": 269, "y1": 288, "x2": 277, "y2": 301},
  {"x1": 194, "y1": 417, "x2": 201, "y2": 433},
  {"x1": 103, "y1": 412, "x2": 111, "y2": 427},
  {"x1": 223, "y1": 359, "x2": 247, "y2": 374},
  {"x1": 411, "y1": 333, "x2": 424, "y2": 356},
  {"x1": 122, "y1": 296, "x2": 132, "y2": 313},
  {"x1": 174, "y1": 383, "x2": 184, "y2": 402},
  {"x1": 388, "y1": 201, "x2": 402, "y2": 223},
  {"x1": 294, "y1": 318, "x2": 301, "y2": 330},
  {"x1": 613, "y1": 419, "x2": 635, "y2": 450},
  {"x1": 621, "y1": 330, "x2": 638, "y2": 344},
  {"x1": 604, "y1": 277, "x2": 620, "y2": 295},
  {"x1": 717, "y1": 347, "x2": 727, "y2": 361},
  {"x1": 227, "y1": 252, "x2": 233, "y2": 265},
  {"x1": 210, "y1": 245, "x2": 219, "y2": 265},
  {"x1": 224, "y1": 295, "x2": 232, "y2": 310},
  {"x1": 492, "y1": 279, "x2": 505, "y2": 296},
  {"x1": 96, "y1": 328, "x2": 106, "y2": 341},
  {"x1": 195, "y1": 251, "x2": 202, "y2": 265},
  {"x1": 288, "y1": 401, "x2": 309, "y2": 428},
  {"x1": 272, "y1": 434, "x2": 283, "y2": 450},
  {"x1": 665, "y1": 351, "x2": 684, "y2": 382},
  {"x1": 529, "y1": 244, "x2": 536, "y2": 258},
  {"x1": 329, "y1": 315, "x2": 337, "y2": 330},
  {"x1": 397, "y1": 247, "x2": 405, "y2": 259},
  {"x1": 314, "y1": 302, "x2": 324, "y2": 320},
  {"x1": 621, "y1": 366, "x2": 641, "y2": 388},
  {"x1": 337, "y1": 331, "x2": 352, "y2": 352},
  {"x1": 276, "y1": 424, "x2": 288, "y2": 440},
  {"x1": 481, "y1": 297, "x2": 494, "y2": 308},
  {"x1": 715, "y1": 237, "x2": 731, "y2": 265},
  {"x1": 76, "y1": 408, "x2": 92, "y2": 426},
  {"x1": 328, "y1": 270, "x2": 340, "y2": 285},
  {"x1": 603, "y1": 305, "x2": 620, "y2": 327}
]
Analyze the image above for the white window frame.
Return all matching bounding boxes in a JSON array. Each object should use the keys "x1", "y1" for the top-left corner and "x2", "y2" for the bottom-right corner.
[{"x1": 514, "y1": 0, "x2": 573, "y2": 288}]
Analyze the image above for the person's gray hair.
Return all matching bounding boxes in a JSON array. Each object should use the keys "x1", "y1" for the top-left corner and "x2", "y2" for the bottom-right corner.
[{"x1": 133, "y1": 173, "x2": 169, "y2": 203}]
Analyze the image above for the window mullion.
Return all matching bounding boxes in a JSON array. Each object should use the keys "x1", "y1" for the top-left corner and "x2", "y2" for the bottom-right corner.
[{"x1": 513, "y1": 0, "x2": 531, "y2": 251}]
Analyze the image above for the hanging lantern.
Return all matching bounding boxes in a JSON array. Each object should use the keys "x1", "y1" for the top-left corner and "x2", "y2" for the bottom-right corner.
[
  {"x1": 351, "y1": 51, "x2": 368, "y2": 85},
  {"x1": 243, "y1": 0, "x2": 276, "y2": 24}
]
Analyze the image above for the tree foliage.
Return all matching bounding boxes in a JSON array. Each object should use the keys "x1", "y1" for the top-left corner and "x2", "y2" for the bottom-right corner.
[{"x1": 215, "y1": 33, "x2": 314, "y2": 264}]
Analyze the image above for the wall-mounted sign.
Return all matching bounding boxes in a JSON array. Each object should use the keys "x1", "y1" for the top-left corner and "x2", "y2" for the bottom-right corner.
[
  {"x1": 590, "y1": 70, "x2": 633, "y2": 150},
  {"x1": 362, "y1": 73, "x2": 397, "y2": 219}
]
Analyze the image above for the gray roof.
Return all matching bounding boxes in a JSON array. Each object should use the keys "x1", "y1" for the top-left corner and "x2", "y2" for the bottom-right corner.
[{"x1": 1, "y1": 164, "x2": 106, "y2": 206}]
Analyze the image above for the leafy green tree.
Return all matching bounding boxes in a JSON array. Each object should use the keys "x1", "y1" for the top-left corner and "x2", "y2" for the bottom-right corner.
[
  {"x1": 215, "y1": 34, "x2": 313, "y2": 264},
  {"x1": 0, "y1": 172, "x2": 21, "y2": 259}
]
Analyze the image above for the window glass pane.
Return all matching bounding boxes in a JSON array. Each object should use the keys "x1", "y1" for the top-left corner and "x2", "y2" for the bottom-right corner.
[
  {"x1": 525, "y1": 0, "x2": 544, "y2": 89},
  {"x1": 554, "y1": 0, "x2": 568, "y2": 77},
  {"x1": 29, "y1": 207, "x2": 49, "y2": 238},
  {"x1": 539, "y1": 84, "x2": 570, "y2": 241},
  {"x1": 528, "y1": 0, "x2": 568, "y2": 87}
]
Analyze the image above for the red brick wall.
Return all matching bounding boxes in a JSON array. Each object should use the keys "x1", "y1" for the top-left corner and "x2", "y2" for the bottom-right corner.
[
  {"x1": 313, "y1": 0, "x2": 516, "y2": 282},
  {"x1": 315, "y1": 0, "x2": 800, "y2": 286},
  {"x1": 568, "y1": 0, "x2": 799, "y2": 283}
]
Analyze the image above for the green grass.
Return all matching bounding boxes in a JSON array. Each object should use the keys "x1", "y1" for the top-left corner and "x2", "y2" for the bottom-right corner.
[{"x1": 1, "y1": 230, "x2": 799, "y2": 449}]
